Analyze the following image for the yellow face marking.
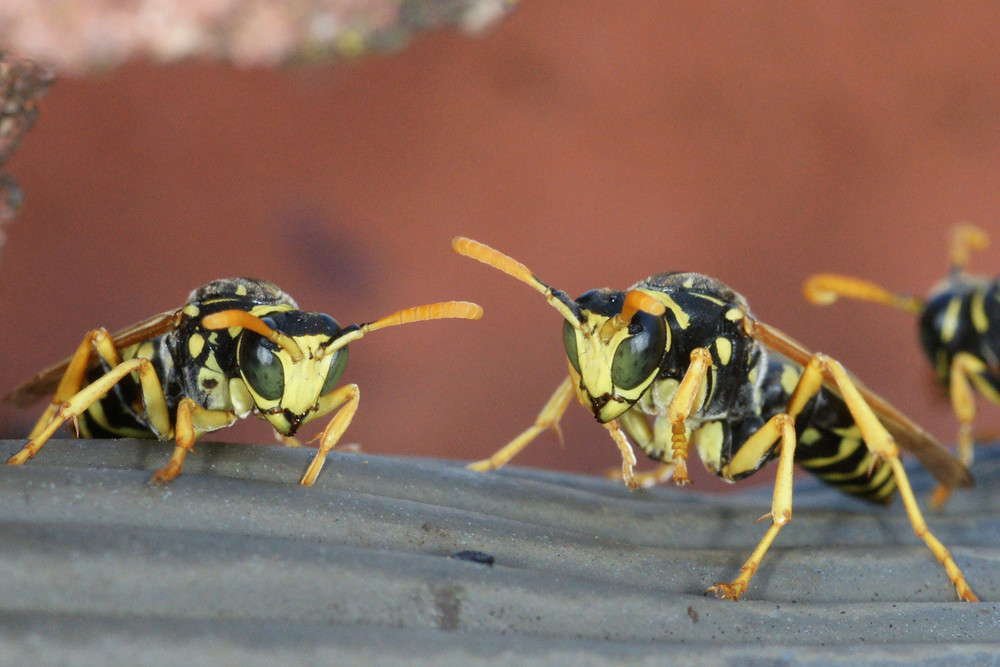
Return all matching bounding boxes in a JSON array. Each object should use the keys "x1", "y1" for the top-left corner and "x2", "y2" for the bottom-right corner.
[
  {"x1": 724, "y1": 307, "x2": 744, "y2": 322},
  {"x1": 236, "y1": 283, "x2": 248, "y2": 296},
  {"x1": 715, "y1": 337, "x2": 733, "y2": 365},
  {"x1": 971, "y1": 290, "x2": 989, "y2": 333},
  {"x1": 940, "y1": 296, "x2": 963, "y2": 343},
  {"x1": 183, "y1": 304, "x2": 200, "y2": 317},
  {"x1": 572, "y1": 313, "x2": 649, "y2": 421},
  {"x1": 188, "y1": 332, "x2": 205, "y2": 359}
]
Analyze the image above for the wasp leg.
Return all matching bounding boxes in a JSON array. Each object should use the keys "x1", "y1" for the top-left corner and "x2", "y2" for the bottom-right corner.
[
  {"x1": 604, "y1": 410, "x2": 675, "y2": 488},
  {"x1": 707, "y1": 413, "x2": 796, "y2": 600},
  {"x1": 661, "y1": 348, "x2": 713, "y2": 486},
  {"x1": 149, "y1": 398, "x2": 237, "y2": 484},
  {"x1": 790, "y1": 354, "x2": 979, "y2": 602},
  {"x1": 8, "y1": 357, "x2": 172, "y2": 466},
  {"x1": 467, "y1": 376, "x2": 575, "y2": 473},
  {"x1": 932, "y1": 352, "x2": 996, "y2": 508},
  {"x1": 299, "y1": 383, "x2": 361, "y2": 486},
  {"x1": 27, "y1": 328, "x2": 125, "y2": 439}
]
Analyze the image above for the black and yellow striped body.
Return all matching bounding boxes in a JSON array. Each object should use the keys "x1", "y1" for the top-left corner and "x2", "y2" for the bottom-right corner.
[
  {"x1": 600, "y1": 272, "x2": 896, "y2": 503},
  {"x1": 76, "y1": 278, "x2": 346, "y2": 441},
  {"x1": 919, "y1": 273, "x2": 1000, "y2": 401}
]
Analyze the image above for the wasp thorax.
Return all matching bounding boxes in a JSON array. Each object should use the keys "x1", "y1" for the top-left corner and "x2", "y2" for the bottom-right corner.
[{"x1": 563, "y1": 288, "x2": 669, "y2": 422}]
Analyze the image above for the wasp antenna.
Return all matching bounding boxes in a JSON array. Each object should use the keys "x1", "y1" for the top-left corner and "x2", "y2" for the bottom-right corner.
[
  {"x1": 324, "y1": 301, "x2": 483, "y2": 352},
  {"x1": 599, "y1": 290, "x2": 666, "y2": 341},
  {"x1": 201, "y1": 310, "x2": 304, "y2": 362},
  {"x1": 452, "y1": 236, "x2": 583, "y2": 328},
  {"x1": 362, "y1": 301, "x2": 484, "y2": 334},
  {"x1": 803, "y1": 274, "x2": 923, "y2": 314},
  {"x1": 621, "y1": 290, "x2": 666, "y2": 323},
  {"x1": 950, "y1": 223, "x2": 989, "y2": 271}
]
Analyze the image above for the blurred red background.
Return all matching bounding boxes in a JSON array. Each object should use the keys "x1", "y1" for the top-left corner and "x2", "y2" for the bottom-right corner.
[{"x1": 3, "y1": 2, "x2": 1000, "y2": 491}]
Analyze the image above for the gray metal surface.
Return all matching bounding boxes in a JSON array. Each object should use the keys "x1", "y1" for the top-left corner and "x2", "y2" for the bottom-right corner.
[{"x1": 1, "y1": 438, "x2": 998, "y2": 665}]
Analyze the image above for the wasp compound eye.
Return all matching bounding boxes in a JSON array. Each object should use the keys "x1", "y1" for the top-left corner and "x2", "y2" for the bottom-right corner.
[
  {"x1": 240, "y1": 332, "x2": 285, "y2": 400},
  {"x1": 610, "y1": 311, "x2": 666, "y2": 390},
  {"x1": 320, "y1": 347, "x2": 350, "y2": 396},
  {"x1": 562, "y1": 320, "x2": 582, "y2": 375}
]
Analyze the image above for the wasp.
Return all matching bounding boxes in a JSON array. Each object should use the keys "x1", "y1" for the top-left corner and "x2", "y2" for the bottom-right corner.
[
  {"x1": 804, "y1": 223, "x2": 995, "y2": 508},
  {"x1": 5, "y1": 278, "x2": 482, "y2": 486},
  {"x1": 451, "y1": 237, "x2": 977, "y2": 602}
]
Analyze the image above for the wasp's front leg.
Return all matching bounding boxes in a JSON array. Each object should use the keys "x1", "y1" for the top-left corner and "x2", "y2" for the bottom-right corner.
[
  {"x1": 149, "y1": 398, "x2": 237, "y2": 484},
  {"x1": 299, "y1": 383, "x2": 361, "y2": 486},
  {"x1": 467, "y1": 376, "x2": 574, "y2": 473},
  {"x1": 604, "y1": 410, "x2": 676, "y2": 488},
  {"x1": 662, "y1": 348, "x2": 713, "y2": 486}
]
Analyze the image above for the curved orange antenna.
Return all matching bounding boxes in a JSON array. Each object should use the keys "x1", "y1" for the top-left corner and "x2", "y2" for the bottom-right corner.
[
  {"x1": 452, "y1": 237, "x2": 582, "y2": 328},
  {"x1": 598, "y1": 290, "x2": 667, "y2": 341},
  {"x1": 201, "y1": 310, "x2": 304, "y2": 362},
  {"x1": 363, "y1": 301, "x2": 483, "y2": 333},
  {"x1": 621, "y1": 289, "x2": 666, "y2": 323},
  {"x1": 951, "y1": 223, "x2": 989, "y2": 270},
  {"x1": 803, "y1": 274, "x2": 923, "y2": 315},
  {"x1": 325, "y1": 300, "x2": 484, "y2": 352}
]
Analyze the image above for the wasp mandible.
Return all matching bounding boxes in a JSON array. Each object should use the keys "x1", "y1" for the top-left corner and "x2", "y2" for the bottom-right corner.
[
  {"x1": 452, "y1": 237, "x2": 976, "y2": 602},
  {"x1": 805, "y1": 223, "x2": 996, "y2": 507},
  {"x1": 6, "y1": 278, "x2": 482, "y2": 486}
]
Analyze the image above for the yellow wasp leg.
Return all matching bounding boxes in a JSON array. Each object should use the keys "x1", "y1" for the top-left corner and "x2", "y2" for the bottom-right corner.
[
  {"x1": 299, "y1": 383, "x2": 361, "y2": 486},
  {"x1": 789, "y1": 354, "x2": 979, "y2": 603},
  {"x1": 605, "y1": 410, "x2": 675, "y2": 488},
  {"x1": 28, "y1": 328, "x2": 125, "y2": 438},
  {"x1": 8, "y1": 357, "x2": 172, "y2": 465},
  {"x1": 932, "y1": 351, "x2": 997, "y2": 508},
  {"x1": 707, "y1": 413, "x2": 796, "y2": 600},
  {"x1": 603, "y1": 419, "x2": 640, "y2": 489},
  {"x1": 149, "y1": 398, "x2": 237, "y2": 484},
  {"x1": 467, "y1": 376, "x2": 575, "y2": 472},
  {"x1": 663, "y1": 348, "x2": 713, "y2": 486}
]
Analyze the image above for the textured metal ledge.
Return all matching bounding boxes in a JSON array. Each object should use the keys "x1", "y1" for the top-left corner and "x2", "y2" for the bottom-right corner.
[{"x1": 0, "y1": 438, "x2": 998, "y2": 664}]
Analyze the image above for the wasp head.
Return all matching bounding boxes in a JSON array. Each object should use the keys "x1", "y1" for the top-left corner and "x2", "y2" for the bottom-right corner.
[
  {"x1": 219, "y1": 310, "x2": 351, "y2": 436},
  {"x1": 563, "y1": 288, "x2": 669, "y2": 422},
  {"x1": 451, "y1": 237, "x2": 669, "y2": 423}
]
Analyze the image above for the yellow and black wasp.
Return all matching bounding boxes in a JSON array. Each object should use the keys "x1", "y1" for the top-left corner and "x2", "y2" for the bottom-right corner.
[
  {"x1": 5, "y1": 278, "x2": 482, "y2": 486},
  {"x1": 805, "y1": 223, "x2": 995, "y2": 507},
  {"x1": 451, "y1": 237, "x2": 977, "y2": 602}
]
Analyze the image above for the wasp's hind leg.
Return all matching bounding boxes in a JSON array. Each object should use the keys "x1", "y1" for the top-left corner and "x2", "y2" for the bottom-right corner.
[
  {"x1": 299, "y1": 383, "x2": 361, "y2": 486},
  {"x1": 467, "y1": 376, "x2": 575, "y2": 473},
  {"x1": 23, "y1": 328, "x2": 124, "y2": 441},
  {"x1": 8, "y1": 353, "x2": 172, "y2": 466},
  {"x1": 789, "y1": 354, "x2": 978, "y2": 602}
]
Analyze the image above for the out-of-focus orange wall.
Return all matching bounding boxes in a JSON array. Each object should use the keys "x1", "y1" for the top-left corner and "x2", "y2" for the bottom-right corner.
[{"x1": 3, "y1": 2, "x2": 1000, "y2": 490}]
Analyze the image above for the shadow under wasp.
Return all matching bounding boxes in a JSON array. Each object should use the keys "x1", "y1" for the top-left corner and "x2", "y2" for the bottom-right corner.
[
  {"x1": 805, "y1": 223, "x2": 996, "y2": 508},
  {"x1": 5, "y1": 278, "x2": 482, "y2": 486},
  {"x1": 451, "y1": 236, "x2": 977, "y2": 602}
]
